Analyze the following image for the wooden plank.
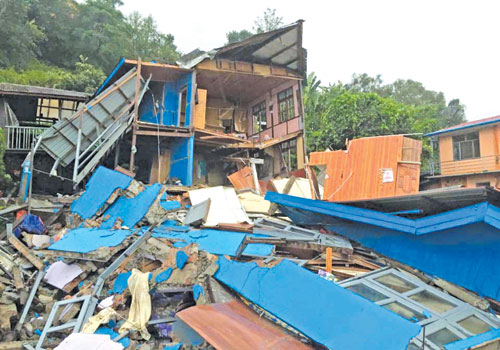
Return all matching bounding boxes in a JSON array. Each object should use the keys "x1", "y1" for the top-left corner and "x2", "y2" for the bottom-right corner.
[
  {"x1": 194, "y1": 89, "x2": 207, "y2": 129},
  {"x1": 325, "y1": 247, "x2": 332, "y2": 273},
  {"x1": 12, "y1": 266, "x2": 23, "y2": 290},
  {"x1": 8, "y1": 235, "x2": 44, "y2": 270},
  {"x1": 135, "y1": 130, "x2": 192, "y2": 137},
  {"x1": 0, "y1": 341, "x2": 24, "y2": 349}
]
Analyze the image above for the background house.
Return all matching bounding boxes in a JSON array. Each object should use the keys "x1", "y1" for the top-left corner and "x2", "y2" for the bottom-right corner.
[{"x1": 425, "y1": 115, "x2": 500, "y2": 189}]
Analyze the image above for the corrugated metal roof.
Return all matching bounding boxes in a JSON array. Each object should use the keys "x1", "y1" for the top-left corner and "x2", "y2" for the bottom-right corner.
[
  {"x1": 425, "y1": 115, "x2": 500, "y2": 137},
  {"x1": 177, "y1": 300, "x2": 314, "y2": 350},
  {"x1": 39, "y1": 68, "x2": 140, "y2": 167},
  {"x1": 0, "y1": 83, "x2": 89, "y2": 101},
  {"x1": 178, "y1": 21, "x2": 306, "y2": 76}
]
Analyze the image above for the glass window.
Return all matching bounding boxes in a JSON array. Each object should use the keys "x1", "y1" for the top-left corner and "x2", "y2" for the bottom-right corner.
[
  {"x1": 375, "y1": 273, "x2": 417, "y2": 293},
  {"x1": 452, "y1": 132, "x2": 480, "y2": 161},
  {"x1": 280, "y1": 140, "x2": 297, "y2": 171},
  {"x1": 457, "y1": 315, "x2": 492, "y2": 335},
  {"x1": 278, "y1": 87, "x2": 295, "y2": 123},
  {"x1": 346, "y1": 283, "x2": 388, "y2": 302},
  {"x1": 382, "y1": 301, "x2": 426, "y2": 322},
  {"x1": 408, "y1": 290, "x2": 456, "y2": 314},
  {"x1": 406, "y1": 344, "x2": 421, "y2": 350},
  {"x1": 427, "y1": 328, "x2": 461, "y2": 347},
  {"x1": 252, "y1": 101, "x2": 267, "y2": 134}
]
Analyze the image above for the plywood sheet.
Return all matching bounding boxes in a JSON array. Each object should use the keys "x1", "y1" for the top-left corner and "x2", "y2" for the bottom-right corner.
[
  {"x1": 178, "y1": 300, "x2": 313, "y2": 350},
  {"x1": 194, "y1": 89, "x2": 207, "y2": 129},
  {"x1": 227, "y1": 166, "x2": 255, "y2": 191}
]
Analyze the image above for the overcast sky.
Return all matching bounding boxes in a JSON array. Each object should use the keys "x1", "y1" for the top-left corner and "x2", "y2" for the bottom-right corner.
[{"x1": 121, "y1": 0, "x2": 500, "y2": 121}]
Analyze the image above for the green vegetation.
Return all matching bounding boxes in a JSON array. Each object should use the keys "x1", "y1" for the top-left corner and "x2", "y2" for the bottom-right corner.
[
  {"x1": 303, "y1": 72, "x2": 466, "y2": 169},
  {"x1": 0, "y1": 0, "x2": 181, "y2": 91}
]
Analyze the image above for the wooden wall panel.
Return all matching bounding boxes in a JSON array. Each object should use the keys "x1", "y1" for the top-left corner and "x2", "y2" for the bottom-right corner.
[
  {"x1": 193, "y1": 89, "x2": 207, "y2": 129},
  {"x1": 309, "y1": 136, "x2": 422, "y2": 201}
]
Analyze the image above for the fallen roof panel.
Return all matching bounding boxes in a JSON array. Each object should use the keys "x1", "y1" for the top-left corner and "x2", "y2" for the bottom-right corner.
[
  {"x1": 266, "y1": 192, "x2": 500, "y2": 302},
  {"x1": 0, "y1": 83, "x2": 89, "y2": 100},
  {"x1": 214, "y1": 257, "x2": 421, "y2": 350},
  {"x1": 177, "y1": 300, "x2": 313, "y2": 350}
]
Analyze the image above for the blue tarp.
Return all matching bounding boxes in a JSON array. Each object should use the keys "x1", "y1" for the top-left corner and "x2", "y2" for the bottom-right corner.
[
  {"x1": 151, "y1": 228, "x2": 274, "y2": 257},
  {"x1": 266, "y1": 192, "x2": 500, "y2": 302},
  {"x1": 100, "y1": 183, "x2": 162, "y2": 229},
  {"x1": 48, "y1": 228, "x2": 134, "y2": 253},
  {"x1": 71, "y1": 166, "x2": 133, "y2": 220},
  {"x1": 214, "y1": 256, "x2": 420, "y2": 350}
]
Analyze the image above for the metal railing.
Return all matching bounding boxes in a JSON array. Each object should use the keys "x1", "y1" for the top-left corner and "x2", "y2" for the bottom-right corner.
[
  {"x1": 435, "y1": 155, "x2": 500, "y2": 176},
  {"x1": 4, "y1": 126, "x2": 47, "y2": 151}
]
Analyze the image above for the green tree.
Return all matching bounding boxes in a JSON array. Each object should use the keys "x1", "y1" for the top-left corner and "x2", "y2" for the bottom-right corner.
[
  {"x1": 253, "y1": 8, "x2": 284, "y2": 33},
  {"x1": 27, "y1": 0, "x2": 79, "y2": 69},
  {"x1": 0, "y1": 0, "x2": 45, "y2": 68},
  {"x1": 57, "y1": 56, "x2": 105, "y2": 93},
  {"x1": 72, "y1": 0, "x2": 129, "y2": 72},
  {"x1": 0, "y1": 58, "x2": 104, "y2": 93},
  {"x1": 125, "y1": 12, "x2": 179, "y2": 63},
  {"x1": 345, "y1": 74, "x2": 466, "y2": 129},
  {"x1": 225, "y1": 29, "x2": 253, "y2": 44}
]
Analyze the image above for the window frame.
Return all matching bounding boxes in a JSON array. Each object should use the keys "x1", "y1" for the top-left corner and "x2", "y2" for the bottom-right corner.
[
  {"x1": 452, "y1": 131, "x2": 480, "y2": 161},
  {"x1": 252, "y1": 100, "x2": 267, "y2": 134},
  {"x1": 340, "y1": 268, "x2": 500, "y2": 349},
  {"x1": 277, "y1": 87, "x2": 295, "y2": 123}
]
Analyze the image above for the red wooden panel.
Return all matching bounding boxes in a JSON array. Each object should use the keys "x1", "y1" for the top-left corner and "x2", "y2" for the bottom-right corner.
[{"x1": 178, "y1": 300, "x2": 313, "y2": 350}]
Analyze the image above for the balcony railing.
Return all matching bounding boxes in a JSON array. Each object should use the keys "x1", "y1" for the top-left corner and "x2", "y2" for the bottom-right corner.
[
  {"x1": 433, "y1": 155, "x2": 500, "y2": 176},
  {"x1": 4, "y1": 126, "x2": 47, "y2": 151}
]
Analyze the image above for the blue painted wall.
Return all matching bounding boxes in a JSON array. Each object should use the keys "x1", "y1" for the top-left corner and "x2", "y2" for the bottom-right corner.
[
  {"x1": 138, "y1": 71, "x2": 195, "y2": 127},
  {"x1": 169, "y1": 136, "x2": 194, "y2": 186}
]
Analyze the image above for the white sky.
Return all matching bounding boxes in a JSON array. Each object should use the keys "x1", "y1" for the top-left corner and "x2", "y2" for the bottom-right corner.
[{"x1": 121, "y1": 0, "x2": 500, "y2": 121}]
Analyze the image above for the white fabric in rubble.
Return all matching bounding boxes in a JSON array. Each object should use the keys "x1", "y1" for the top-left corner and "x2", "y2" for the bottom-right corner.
[
  {"x1": 55, "y1": 333, "x2": 123, "y2": 350},
  {"x1": 118, "y1": 268, "x2": 152, "y2": 340}
]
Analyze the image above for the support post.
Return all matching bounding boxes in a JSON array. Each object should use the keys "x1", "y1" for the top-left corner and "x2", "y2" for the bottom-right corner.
[
  {"x1": 27, "y1": 135, "x2": 43, "y2": 213},
  {"x1": 129, "y1": 58, "x2": 142, "y2": 172}
]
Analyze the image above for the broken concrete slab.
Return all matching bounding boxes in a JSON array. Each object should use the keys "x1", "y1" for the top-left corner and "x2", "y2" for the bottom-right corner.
[
  {"x1": 48, "y1": 228, "x2": 134, "y2": 253},
  {"x1": 71, "y1": 166, "x2": 133, "y2": 220},
  {"x1": 101, "y1": 183, "x2": 163, "y2": 229}
]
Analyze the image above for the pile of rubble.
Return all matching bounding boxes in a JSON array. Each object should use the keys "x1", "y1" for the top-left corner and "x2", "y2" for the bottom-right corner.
[{"x1": 0, "y1": 165, "x2": 497, "y2": 350}]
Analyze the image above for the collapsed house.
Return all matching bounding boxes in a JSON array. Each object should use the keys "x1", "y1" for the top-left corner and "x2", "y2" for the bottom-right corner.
[
  {"x1": 0, "y1": 83, "x2": 89, "y2": 190},
  {"x1": 0, "y1": 21, "x2": 499, "y2": 350},
  {"x1": 20, "y1": 21, "x2": 307, "y2": 196}
]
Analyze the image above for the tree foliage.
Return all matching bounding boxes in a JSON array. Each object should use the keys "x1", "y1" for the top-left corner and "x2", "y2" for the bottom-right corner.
[
  {"x1": 253, "y1": 8, "x2": 284, "y2": 33},
  {"x1": 225, "y1": 8, "x2": 284, "y2": 45},
  {"x1": 0, "y1": 0, "x2": 181, "y2": 85},
  {"x1": 0, "y1": 0, "x2": 45, "y2": 68},
  {"x1": 125, "y1": 12, "x2": 179, "y2": 64},
  {"x1": 303, "y1": 72, "x2": 464, "y2": 169},
  {"x1": 226, "y1": 30, "x2": 253, "y2": 44}
]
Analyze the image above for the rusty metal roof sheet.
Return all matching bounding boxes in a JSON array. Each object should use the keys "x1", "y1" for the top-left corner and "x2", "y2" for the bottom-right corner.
[
  {"x1": 177, "y1": 300, "x2": 313, "y2": 350},
  {"x1": 0, "y1": 83, "x2": 89, "y2": 101}
]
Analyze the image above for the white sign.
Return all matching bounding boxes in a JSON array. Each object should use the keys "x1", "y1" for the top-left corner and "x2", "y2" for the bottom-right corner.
[{"x1": 382, "y1": 168, "x2": 394, "y2": 183}]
